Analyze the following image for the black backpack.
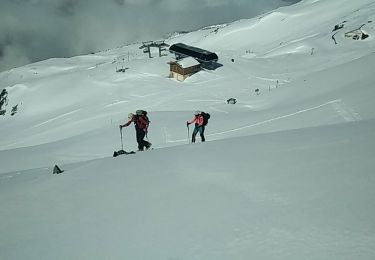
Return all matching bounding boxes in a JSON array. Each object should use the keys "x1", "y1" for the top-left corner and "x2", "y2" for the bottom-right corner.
[{"x1": 201, "y1": 112, "x2": 210, "y2": 126}]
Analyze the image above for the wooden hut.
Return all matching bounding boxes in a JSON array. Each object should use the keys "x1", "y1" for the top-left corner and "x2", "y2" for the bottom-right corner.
[{"x1": 168, "y1": 57, "x2": 201, "y2": 81}]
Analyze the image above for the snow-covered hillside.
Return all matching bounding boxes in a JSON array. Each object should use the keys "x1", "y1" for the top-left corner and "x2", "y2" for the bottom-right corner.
[{"x1": 1, "y1": 0, "x2": 375, "y2": 259}]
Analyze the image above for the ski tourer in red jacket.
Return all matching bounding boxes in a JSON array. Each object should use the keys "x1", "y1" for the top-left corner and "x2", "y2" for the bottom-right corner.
[
  {"x1": 120, "y1": 112, "x2": 151, "y2": 151},
  {"x1": 186, "y1": 111, "x2": 205, "y2": 143}
]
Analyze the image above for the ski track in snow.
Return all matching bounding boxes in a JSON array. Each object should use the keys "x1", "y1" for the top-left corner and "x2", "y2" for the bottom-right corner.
[
  {"x1": 209, "y1": 106, "x2": 230, "y2": 114},
  {"x1": 209, "y1": 99, "x2": 363, "y2": 138},
  {"x1": 209, "y1": 99, "x2": 360, "y2": 138},
  {"x1": 187, "y1": 99, "x2": 224, "y2": 103},
  {"x1": 103, "y1": 100, "x2": 129, "y2": 108},
  {"x1": 331, "y1": 100, "x2": 362, "y2": 122},
  {"x1": 167, "y1": 99, "x2": 359, "y2": 143},
  {"x1": 31, "y1": 109, "x2": 81, "y2": 128}
]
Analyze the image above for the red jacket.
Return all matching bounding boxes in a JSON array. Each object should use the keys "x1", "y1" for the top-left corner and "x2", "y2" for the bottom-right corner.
[
  {"x1": 121, "y1": 115, "x2": 149, "y2": 130},
  {"x1": 188, "y1": 115, "x2": 204, "y2": 126}
]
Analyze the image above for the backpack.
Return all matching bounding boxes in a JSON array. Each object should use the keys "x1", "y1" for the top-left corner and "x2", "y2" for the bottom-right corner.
[
  {"x1": 201, "y1": 112, "x2": 210, "y2": 126},
  {"x1": 134, "y1": 110, "x2": 150, "y2": 129},
  {"x1": 227, "y1": 98, "x2": 237, "y2": 104}
]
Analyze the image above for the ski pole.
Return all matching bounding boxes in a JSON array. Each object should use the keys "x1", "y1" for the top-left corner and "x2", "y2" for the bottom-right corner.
[
  {"x1": 120, "y1": 127, "x2": 124, "y2": 150},
  {"x1": 145, "y1": 128, "x2": 149, "y2": 141},
  {"x1": 187, "y1": 124, "x2": 190, "y2": 144}
]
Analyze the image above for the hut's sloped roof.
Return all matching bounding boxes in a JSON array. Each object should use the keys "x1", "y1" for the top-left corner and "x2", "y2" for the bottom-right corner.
[
  {"x1": 169, "y1": 43, "x2": 218, "y2": 63},
  {"x1": 176, "y1": 57, "x2": 201, "y2": 68}
]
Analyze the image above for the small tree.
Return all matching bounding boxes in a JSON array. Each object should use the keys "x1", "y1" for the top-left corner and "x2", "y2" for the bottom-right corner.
[
  {"x1": 11, "y1": 105, "x2": 18, "y2": 116},
  {"x1": 0, "y1": 89, "x2": 8, "y2": 116}
]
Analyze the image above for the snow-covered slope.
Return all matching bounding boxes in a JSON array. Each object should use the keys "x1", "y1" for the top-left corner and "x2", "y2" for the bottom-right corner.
[{"x1": 1, "y1": 0, "x2": 375, "y2": 259}]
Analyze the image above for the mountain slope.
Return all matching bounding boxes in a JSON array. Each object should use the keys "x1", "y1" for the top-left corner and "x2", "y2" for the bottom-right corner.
[{"x1": 1, "y1": 0, "x2": 375, "y2": 259}]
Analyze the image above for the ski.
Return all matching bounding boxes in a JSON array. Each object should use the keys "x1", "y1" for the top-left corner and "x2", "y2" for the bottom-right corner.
[{"x1": 113, "y1": 150, "x2": 136, "y2": 157}]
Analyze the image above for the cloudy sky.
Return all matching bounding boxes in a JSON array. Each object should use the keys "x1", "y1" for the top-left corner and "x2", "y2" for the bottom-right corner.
[{"x1": 0, "y1": 0, "x2": 300, "y2": 72}]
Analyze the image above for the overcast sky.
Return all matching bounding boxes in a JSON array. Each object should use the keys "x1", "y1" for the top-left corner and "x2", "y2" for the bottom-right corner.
[{"x1": 0, "y1": 0, "x2": 300, "y2": 72}]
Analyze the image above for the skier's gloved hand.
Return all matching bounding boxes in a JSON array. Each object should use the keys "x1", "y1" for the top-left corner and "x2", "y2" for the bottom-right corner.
[
  {"x1": 119, "y1": 125, "x2": 122, "y2": 129},
  {"x1": 186, "y1": 121, "x2": 189, "y2": 126}
]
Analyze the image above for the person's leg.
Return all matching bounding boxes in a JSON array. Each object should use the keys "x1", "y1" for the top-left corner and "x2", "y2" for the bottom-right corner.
[
  {"x1": 192, "y1": 127, "x2": 198, "y2": 143},
  {"x1": 136, "y1": 128, "x2": 146, "y2": 151},
  {"x1": 145, "y1": 140, "x2": 152, "y2": 149},
  {"x1": 199, "y1": 126, "x2": 205, "y2": 142}
]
